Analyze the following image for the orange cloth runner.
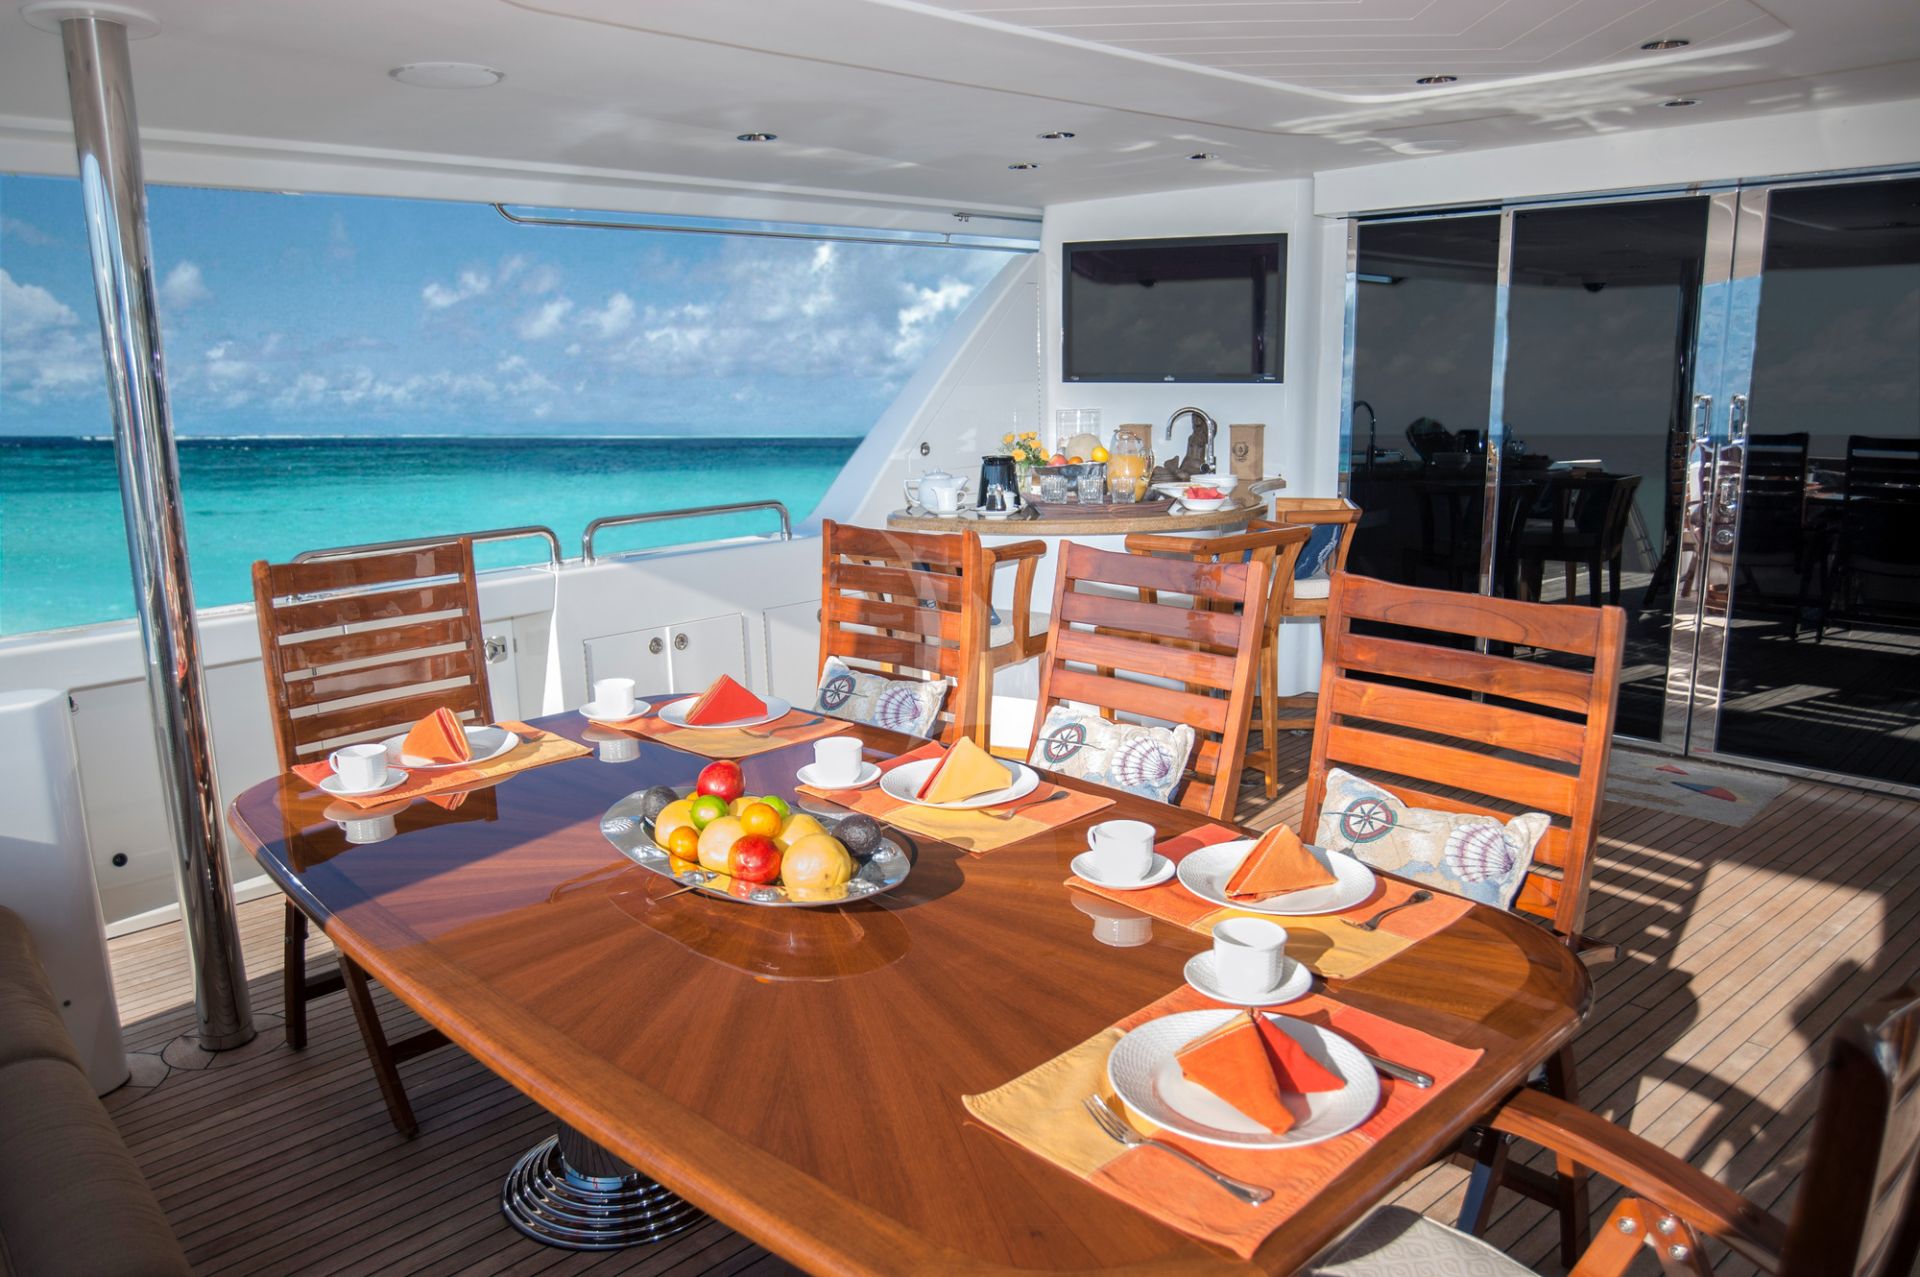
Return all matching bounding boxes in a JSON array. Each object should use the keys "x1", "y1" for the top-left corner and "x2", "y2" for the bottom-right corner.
[
  {"x1": 623, "y1": 703, "x2": 843, "y2": 760},
  {"x1": 1066, "y1": 825, "x2": 1473, "y2": 980},
  {"x1": 798, "y1": 741, "x2": 1114, "y2": 854},
  {"x1": 292, "y1": 722, "x2": 589, "y2": 811},
  {"x1": 962, "y1": 984, "x2": 1483, "y2": 1259}
]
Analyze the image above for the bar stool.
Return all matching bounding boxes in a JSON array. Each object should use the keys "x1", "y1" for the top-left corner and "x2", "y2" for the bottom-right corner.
[{"x1": 1250, "y1": 498, "x2": 1362, "y2": 796}]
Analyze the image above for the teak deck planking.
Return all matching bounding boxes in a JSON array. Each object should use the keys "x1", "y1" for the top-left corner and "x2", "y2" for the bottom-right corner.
[{"x1": 100, "y1": 732, "x2": 1920, "y2": 1276}]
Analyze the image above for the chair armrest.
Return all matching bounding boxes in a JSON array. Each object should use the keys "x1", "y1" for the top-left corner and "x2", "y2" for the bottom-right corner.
[
  {"x1": 983, "y1": 540, "x2": 1047, "y2": 652},
  {"x1": 984, "y1": 539, "x2": 1048, "y2": 564},
  {"x1": 1490, "y1": 1089, "x2": 1787, "y2": 1272},
  {"x1": 1122, "y1": 531, "x2": 1210, "y2": 557}
]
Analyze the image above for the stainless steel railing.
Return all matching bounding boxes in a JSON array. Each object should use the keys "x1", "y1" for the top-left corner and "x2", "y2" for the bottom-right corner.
[
  {"x1": 582, "y1": 501, "x2": 792, "y2": 562},
  {"x1": 293, "y1": 524, "x2": 565, "y2": 567}
]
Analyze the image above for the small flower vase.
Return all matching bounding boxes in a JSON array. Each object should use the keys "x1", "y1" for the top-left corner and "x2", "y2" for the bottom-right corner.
[{"x1": 1015, "y1": 462, "x2": 1035, "y2": 502}]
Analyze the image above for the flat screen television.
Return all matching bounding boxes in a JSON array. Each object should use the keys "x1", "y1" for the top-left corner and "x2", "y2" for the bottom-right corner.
[{"x1": 1063, "y1": 233, "x2": 1285, "y2": 383}]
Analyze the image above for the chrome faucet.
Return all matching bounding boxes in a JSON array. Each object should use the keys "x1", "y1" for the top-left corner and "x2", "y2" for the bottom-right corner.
[{"x1": 1166, "y1": 406, "x2": 1217, "y2": 476}]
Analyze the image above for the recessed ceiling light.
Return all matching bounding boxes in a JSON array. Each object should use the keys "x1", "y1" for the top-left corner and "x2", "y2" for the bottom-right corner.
[
  {"x1": 735, "y1": 132, "x2": 777, "y2": 142},
  {"x1": 1662, "y1": 97, "x2": 1700, "y2": 107},
  {"x1": 1008, "y1": 162, "x2": 1039, "y2": 171},
  {"x1": 1188, "y1": 152, "x2": 1218, "y2": 161},
  {"x1": 389, "y1": 62, "x2": 505, "y2": 89},
  {"x1": 1641, "y1": 38, "x2": 1691, "y2": 50},
  {"x1": 1038, "y1": 131, "x2": 1076, "y2": 141},
  {"x1": 1416, "y1": 75, "x2": 1458, "y2": 85}
]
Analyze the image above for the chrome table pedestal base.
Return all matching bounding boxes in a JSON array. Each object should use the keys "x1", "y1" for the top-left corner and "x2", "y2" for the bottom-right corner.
[{"x1": 501, "y1": 1123, "x2": 705, "y2": 1250}]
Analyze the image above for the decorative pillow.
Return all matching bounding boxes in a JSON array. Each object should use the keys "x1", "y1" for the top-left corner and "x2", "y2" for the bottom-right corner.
[
  {"x1": 813, "y1": 656, "x2": 947, "y2": 738},
  {"x1": 1314, "y1": 768, "x2": 1547, "y2": 909},
  {"x1": 1294, "y1": 523, "x2": 1343, "y2": 581},
  {"x1": 1028, "y1": 707, "x2": 1194, "y2": 805}
]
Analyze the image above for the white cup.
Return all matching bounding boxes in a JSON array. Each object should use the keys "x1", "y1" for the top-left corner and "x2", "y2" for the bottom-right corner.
[
  {"x1": 596, "y1": 737, "x2": 640, "y2": 764},
  {"x1": 813, "y1": 736, "x2": 864, "y2": 786},
  {"x1": 1088, "y1": 819, "x2": 1155, "y2": 883},
  {"x1": 339, "y1": 813, "x2": 398, "y2": 845},
  {"x1": 328, "y1": 743, "x2": 389, "y2": 792},
  {"x1": 592, "y1": 677, "x2": 636, "y2": 718},
  {"x1": 1211, "y1": 917, "x2": 1290, "y2": 999}
]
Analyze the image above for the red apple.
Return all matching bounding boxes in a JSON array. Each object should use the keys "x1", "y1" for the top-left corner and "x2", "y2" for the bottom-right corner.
[
  {"x1": 728, "y1": 834, "x2": 782, "y2": 884},
  {"x1": 695, "y1": 759, "x2": 745, "y2": 803}
]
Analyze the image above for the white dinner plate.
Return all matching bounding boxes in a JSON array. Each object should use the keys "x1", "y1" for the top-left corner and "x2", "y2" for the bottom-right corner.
[
  {"x1": 1182, "y1": 951, "x2": 1313, "y2": 1008},
  {"x1": 795, "y1": 761, "x2": 882, "y2": 791},
  {"x1": 879, "y1": 757, "x2": 1040, "y2": 809},
  {"x1": 1176, "y1": 839, "x2": 1377, "y2": 916},
  {"x1": 579, "y1": 699, "x2": 651, "y2": 723},
  {"x1": 657, "y1": 694, "x2": 793, "y2": 731},
  {"x1": 1071, "y1": 851, "x2": 1175, "y2": 891},
  {"x1": 1106, "y1": 1009, "x2": 1379, "y2": 1149},
  {"x1": 318, "y1": 767, "x2": 409, "y2": 798},
  {"x1": 380, "y1": 725, "x2": 519, "y2": 771}
]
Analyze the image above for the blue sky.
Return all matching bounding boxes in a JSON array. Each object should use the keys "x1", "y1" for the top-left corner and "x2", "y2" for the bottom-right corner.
[{"x1": 0, "y1": 176, "x2": 1015, "y2": 437}]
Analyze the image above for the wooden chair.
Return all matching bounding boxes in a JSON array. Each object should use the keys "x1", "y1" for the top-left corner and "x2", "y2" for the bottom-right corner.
[
  {"x1": 1255, "y1": 498, "x2": 1365, "y2": 768},
  {"x1": 1307, "y1": 987, "x2": 1920, "y2": 1277},
  {"x1": 1121, "y1": 520, "x2": 1312, "y2": 804},
  {"x1": 1516, "y1": 473, "x2": 1644, "y2": 606},
  {"x1": 1303, "y1": 572, "x2": 1626, "y2": 1261},
  {"x1": 1030, "y1": 542, "x2": 1267, "y2": 820},
  {"x1": 818, "y1": 521, "x2": 1045, "y2": 747},
  {"x1": 250, "y1": 540, "x2": 489, "y2": 1136}
]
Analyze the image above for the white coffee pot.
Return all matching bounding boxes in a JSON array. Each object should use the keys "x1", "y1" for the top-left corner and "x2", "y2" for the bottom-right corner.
[{"x1": 909, "y1": 469, "x2": 970, "y2": 515}]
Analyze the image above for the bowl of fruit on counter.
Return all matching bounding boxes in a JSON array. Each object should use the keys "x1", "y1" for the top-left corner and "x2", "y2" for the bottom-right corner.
[{"x1": 598, "y1": 759, "x2": 913, "y2": 906}]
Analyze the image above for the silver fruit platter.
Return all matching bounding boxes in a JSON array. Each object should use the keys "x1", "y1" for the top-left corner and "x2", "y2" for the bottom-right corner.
[{"x1": 598, "y1": 791, "x2": 914, "y2": 907}]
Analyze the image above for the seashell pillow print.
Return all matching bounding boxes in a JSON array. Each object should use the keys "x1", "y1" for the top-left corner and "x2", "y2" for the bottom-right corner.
[
  {"x1": 1027, "y1": 707, "x2": 1194, "y2": 805},
  {"x1": 1313, "y1": 768, "x2": 1548, "y2": 910},
  {"x1": 813, "y1": 656, "x2": 948, "y2": 739}
]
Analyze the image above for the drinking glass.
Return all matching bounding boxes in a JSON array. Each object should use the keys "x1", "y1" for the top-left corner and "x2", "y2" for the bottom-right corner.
[
  {"x1": 1039, "y1": 472, "x2": 1070, "y2": 503},
  {"x1": 1077, "y1": 468, "x2": 1106, "y2": 504}
]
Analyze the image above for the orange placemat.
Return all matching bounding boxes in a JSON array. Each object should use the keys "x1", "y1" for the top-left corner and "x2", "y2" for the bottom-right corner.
[
  {"x1": 799, "y1": 741, "x2": 1115, "y2": 854},
  {"x1": 1067, "y1": 826, "x2": 1473, "y2": 980},
  {"x1": 963, "y1": 985, "x2": 1483, "y2": 1259},
  {"x1": 292, "y1": 721, "x2": 589, "y2": 811},
  {"x1": 624, "y1": 702, "x2": 843, "y2": 760}
]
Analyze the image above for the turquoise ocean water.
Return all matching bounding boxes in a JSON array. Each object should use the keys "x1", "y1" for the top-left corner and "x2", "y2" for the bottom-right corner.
[{"x1": 0, "y1": 436, "x2": 860, "y2": 637}]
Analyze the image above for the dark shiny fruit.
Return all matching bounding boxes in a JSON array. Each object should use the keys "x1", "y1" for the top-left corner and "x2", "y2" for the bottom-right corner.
[
  {"x1": 835, "y1": 814, "x2": 885, "y2": 855},
  {"x1": 638, "y1": 786, "x2": 679, "y2": 823}
]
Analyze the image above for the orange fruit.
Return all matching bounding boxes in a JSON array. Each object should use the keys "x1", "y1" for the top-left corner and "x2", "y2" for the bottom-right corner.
[
  {"x1": 739, "y1": 802, "x2": 781, "y2": 838},
  {"x1": 665, "y1": 825, "x2": 699, "y2": 860}
]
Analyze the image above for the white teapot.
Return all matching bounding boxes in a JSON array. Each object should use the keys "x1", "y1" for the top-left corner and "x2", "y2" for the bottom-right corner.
[{"x1": 907, "y1": 468, "x2": 970, "y2": 515}]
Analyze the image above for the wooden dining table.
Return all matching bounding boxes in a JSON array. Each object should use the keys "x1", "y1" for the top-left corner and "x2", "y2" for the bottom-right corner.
[{"x1": 226, "y1": 711, "x2": 1589, "y2": 1275}]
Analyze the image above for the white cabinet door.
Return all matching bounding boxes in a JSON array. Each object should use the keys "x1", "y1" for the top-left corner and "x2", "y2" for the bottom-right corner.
[
  {"x1": 663, "y1": 613, "x2": 750, "y2": 694},
  {"x1": 583, "y1": 626, "x2": 674, "y2": 696},
  {"x1": 763, "y1": 599, "x2": 823, "y2": 705}
]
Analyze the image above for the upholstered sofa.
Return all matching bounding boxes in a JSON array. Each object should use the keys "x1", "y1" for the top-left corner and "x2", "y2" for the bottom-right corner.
[{"x1": 0, "y1": 906, "x2": 190, "y2": 1275}]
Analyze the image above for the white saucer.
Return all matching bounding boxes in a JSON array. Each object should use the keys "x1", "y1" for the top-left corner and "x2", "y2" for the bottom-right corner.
[
  {"x1": 1183, "y1": 951, "x2": 1313, "y2": 1007},
  {"x1": 580, "y1": 699, "x2": 651, "y2": 723},
  {"x1": 318, "y1": 768, "x2": 408, "y2": 798},
  {"x1": 795, "y1": 761, "x2": 881, "y2": 790},
  {"x1": 1071, "y1": 851, "x2": 1175, "y2": 891}
]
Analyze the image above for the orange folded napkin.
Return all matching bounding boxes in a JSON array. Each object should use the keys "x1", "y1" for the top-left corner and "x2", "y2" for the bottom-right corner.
[
  {"x1": 1175, "y1": 1009, "x2": 1345, "y2": 1134},
  {"x1": 683, "y1": 674, "x2": 766, "y2": 726},
  {"x1": 1224, "y1": 824, "x2": 1334, "y2": 900},
  {"x1": 401, "y1": 706, "x2": 471, "y2": 764},
  {"x1": 916, "y1": 737, "x2": 1012, "y2": 803}
]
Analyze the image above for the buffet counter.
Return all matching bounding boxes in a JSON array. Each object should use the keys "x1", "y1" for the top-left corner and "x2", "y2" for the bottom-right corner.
[{"x1": 886, "y1": 500, "x2": 1261, "y2": 536}]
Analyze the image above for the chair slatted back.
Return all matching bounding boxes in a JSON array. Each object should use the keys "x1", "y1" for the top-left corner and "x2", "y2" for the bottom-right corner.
[
  {"x1": 1784, "y1": 987, "x2": 1920, "y2": 1277},
  {"x1": 1122, "y1": 521, "x2": 1311, "y2": 642},
  {"x1": 251, "y1": 539, "x2": 492, "y2": 769},
  {"x1": 1303, "y1": 573, "x2": 1625, "y2": 938},
  {"x1": 1032, "y1": 542, "x2": 1267, "y2": 820},
  {"x1": 1267, "y1": 497, "x2": 1362, "y2": 605},
  {"x1": 818, "y1": 520, "x2": 990, "y2": 746},
  {"x1": 1846, "y1": 435, "x2": 1920, "y2": 500}
]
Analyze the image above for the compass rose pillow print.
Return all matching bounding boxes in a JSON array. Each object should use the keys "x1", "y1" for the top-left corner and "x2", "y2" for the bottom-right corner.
[
  {"x1": 1027, "y1": 707, "x2": 1194, "y2": 805},
  {"x1": 1314, "y1": 768, "x2": 1548, "y2": 910}
]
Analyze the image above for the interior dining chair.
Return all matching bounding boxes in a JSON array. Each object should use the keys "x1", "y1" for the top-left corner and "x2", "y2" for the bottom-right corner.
[
  {"x1": 1302, "y1": 572, "x2": 1626, "y2": 1263},
  {"x1": 1308, "y1": 986, "x2": 1920, "y2": 1277},
  {"x1": 1030, "y1": 542, "x2": 1267, "y2": 820},
  {"x1": 1255, "y1": 497, "x2": 1364, "y2": 763},
  {"x1": 817, "y1": 520, "x2": 1046, "y2": 747},
  {"x1": 250, "y1": 538, "x2": 489, "y2": 1136},
  {"x1": 1121, "y1": 520, "x2": 1312, "y2": 806}
]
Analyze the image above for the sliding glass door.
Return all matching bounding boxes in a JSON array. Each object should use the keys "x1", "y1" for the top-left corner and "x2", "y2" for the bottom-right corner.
[{"x1": 1344, "y1": 171, "x2": 1920, "y2": 788}]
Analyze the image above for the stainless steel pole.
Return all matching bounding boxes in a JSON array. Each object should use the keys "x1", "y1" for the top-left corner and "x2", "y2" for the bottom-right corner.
[{"x1": 56, "y1": 13, "x2": 254, "y2": 1049}]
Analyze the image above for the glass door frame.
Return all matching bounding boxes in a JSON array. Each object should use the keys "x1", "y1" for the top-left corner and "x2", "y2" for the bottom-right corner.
[{"x1": 1337, "y1": 166, "x2": 1920, "y2": 794}]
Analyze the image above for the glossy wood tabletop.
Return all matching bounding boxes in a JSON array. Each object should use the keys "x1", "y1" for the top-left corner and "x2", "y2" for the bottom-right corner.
[{"x1": 227, "y1": 713, "x2": 1589, "y2": 1276}]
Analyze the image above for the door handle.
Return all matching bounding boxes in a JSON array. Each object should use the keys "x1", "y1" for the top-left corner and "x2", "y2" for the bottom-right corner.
[
  {"x1": 1727, "y1": 393, "x2": 1748, "y2": 443},
  {"x1": 1691, "y1": 393, "x2": 1714, "y2": 443}
]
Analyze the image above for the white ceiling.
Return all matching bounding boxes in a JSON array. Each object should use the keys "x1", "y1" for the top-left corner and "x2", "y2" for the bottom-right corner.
[{"x1": 0, "y1": 0, "x2": 1915, "y2": 220}]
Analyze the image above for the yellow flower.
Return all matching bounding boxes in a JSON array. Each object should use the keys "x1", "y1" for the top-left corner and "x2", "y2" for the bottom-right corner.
[{"x1": 1002, "y1": 432, "x2": 1015, "y2": 444}]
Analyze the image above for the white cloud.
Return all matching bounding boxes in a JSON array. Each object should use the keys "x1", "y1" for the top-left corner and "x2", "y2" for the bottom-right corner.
[
  {"x1": 517, "y1": 297, "x2": 574, "y2": 340},
  {"x1": 0, "y1": 268, "x2": 97, "y2": 399},
  {"x1": 581, "y1": 291, "x2": 634, "y2": 339},
  {"x1": 422, "y1": 268, "x2": 491, "y2": 309},
  {"x1": 159, "y1": 261, "x2": 210, "y2": 309},
  {"x1": 1, "y1": 215, "x2": 58, "y2": 248},
  {"x1": 327, "y1": 214, "x2": 355, "y2": 263}
]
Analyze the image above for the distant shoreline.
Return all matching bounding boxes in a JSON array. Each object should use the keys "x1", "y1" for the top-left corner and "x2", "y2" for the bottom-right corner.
[{"x1": 1, "y1": 433, "x2": 868, "y2": 444}]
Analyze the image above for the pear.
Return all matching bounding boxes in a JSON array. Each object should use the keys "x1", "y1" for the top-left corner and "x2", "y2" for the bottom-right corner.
[
  {"x1": 781, "y1": 834, "x2": 855, "y2": 891},
  {"x1": 777, "y1": 812, "x2": 828, "y2": 849}
]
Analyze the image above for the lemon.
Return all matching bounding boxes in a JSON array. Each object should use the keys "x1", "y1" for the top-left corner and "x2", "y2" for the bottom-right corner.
[
  {"x1": 1091, "y1": 445, "x2": 1110, "y2": 462},
  {"x1": 777, "y1": 812, "x2": 828, "y2": 848}
]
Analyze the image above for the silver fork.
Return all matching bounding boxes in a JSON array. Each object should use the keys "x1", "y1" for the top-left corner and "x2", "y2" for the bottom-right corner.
[
  {"x1": 1081, "y1": 1096, "x2": 1273, "y2": 1205},
  {"x1": 1342, "y1": 889, "x2": 1434, "y2": 932},
  {"x1": 741, "y1": 715, "x2": 824, "y2": 740},
  {"x1": 979, "y1": 790, "x2": 1069, "y2": 821}
]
